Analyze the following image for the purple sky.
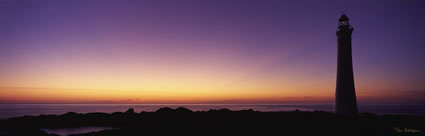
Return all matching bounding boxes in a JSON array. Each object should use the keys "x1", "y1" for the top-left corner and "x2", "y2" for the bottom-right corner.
[{"x1": 0, "y1": 0, "x2": 424, "y2": 104}]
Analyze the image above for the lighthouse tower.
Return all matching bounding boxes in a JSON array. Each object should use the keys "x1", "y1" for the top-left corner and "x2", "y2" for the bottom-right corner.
[{"x1": 334, "y1": 14, "x2": 358, "y2": 115}]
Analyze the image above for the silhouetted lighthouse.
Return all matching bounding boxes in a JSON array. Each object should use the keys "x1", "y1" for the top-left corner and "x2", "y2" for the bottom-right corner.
[{"x1": 335, "y1": 14, "x2": 358, "y2": 115}]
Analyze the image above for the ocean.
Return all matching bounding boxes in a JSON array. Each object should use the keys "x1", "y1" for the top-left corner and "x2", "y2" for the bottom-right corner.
[{"x1": 0, "y1": 104, "x2": 424, "y2": 119}]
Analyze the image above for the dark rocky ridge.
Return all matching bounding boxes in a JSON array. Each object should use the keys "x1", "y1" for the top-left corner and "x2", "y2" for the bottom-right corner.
[{"x1": 0, "y1": 107, "x2": 423, "y2": 136}]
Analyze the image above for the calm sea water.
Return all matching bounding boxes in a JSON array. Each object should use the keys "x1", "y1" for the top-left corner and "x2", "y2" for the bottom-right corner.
[
  {"x1": 41, "y1": 127, "x2": 116, "y2": 136},
  {"x1": 0, "y1": 104, "x2": 424, "y2": 119}
]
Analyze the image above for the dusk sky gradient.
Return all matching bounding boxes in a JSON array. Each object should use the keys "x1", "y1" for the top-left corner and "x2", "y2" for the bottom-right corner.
[{"x1": 1, "y1": 0, "x2": 424, "y2": 104}]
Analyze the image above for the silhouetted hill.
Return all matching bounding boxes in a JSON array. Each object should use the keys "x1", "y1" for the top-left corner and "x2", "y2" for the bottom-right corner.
[{"x1": 0, "y1": 107, "x2": 423, "y2": 136}]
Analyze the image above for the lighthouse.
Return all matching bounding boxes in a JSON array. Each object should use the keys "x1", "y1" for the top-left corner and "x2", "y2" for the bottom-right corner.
[{"x1": 334, "y1": 14, "x2": 358, "y2": 115}]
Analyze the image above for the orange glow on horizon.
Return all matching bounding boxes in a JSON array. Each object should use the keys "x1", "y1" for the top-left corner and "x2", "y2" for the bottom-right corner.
[
  {"x1": 1, "y1": 85, "x2": 419, "y2": 104},
  {"x1": 0, "y1": 86, "x2": 336, "y2": 104}
]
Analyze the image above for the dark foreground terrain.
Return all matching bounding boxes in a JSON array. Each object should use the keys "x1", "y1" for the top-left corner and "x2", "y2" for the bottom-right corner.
[{"x1": 0, "y1": 107, "x2": 423, "y2": 136}]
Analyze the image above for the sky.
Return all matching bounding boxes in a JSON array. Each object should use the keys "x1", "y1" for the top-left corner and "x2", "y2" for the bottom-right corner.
[{"x1": 0, "y1": 0, "x2": 424, "y2": 104}]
